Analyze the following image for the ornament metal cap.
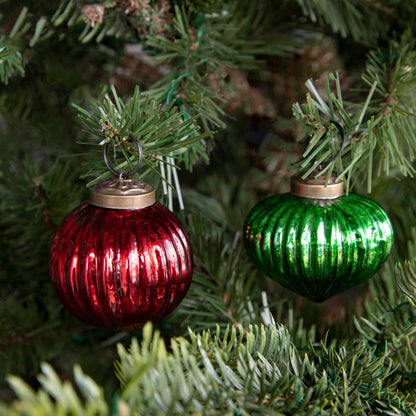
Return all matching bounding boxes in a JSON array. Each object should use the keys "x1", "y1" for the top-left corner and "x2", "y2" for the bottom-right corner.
[
  {"x1": 91, "y1": 135, "x2": 155, "y2": 209},
  {"x1": 90, "y1": 177, "x2": 155, "y2": 209},
  {"x1": 290, "y1": 176, "x2": 344, "y2": 199}
]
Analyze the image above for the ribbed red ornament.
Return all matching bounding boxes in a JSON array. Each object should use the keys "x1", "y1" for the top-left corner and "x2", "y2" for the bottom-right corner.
[{"x1": 50, "y1": 201, "x2": 193, "y2": 330}]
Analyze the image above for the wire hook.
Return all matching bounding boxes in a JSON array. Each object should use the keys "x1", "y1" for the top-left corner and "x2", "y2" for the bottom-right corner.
[{"x1": 103, "y1": 134, "x2": 143, "y2": 178}]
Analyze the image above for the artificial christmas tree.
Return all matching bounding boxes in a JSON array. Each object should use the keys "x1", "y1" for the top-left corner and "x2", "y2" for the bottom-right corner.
[{"x1": 1, "y1": 1, "x2": 416, "y2": 415}]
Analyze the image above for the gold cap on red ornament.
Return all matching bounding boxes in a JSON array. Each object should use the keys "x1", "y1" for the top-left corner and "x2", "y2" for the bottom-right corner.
[{"x1": 90, "y1": 177, "x2": 155, "y2": 209}]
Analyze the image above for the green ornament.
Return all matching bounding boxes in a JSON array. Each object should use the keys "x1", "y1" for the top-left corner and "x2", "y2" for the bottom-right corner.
[{"x1": 243, "y1": 177, "x2": 393, "y2": 302}]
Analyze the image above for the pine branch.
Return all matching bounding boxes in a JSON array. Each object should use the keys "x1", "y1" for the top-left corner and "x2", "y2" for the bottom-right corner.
[
  {"x1": 361, "y1": 31, "x2": 416, "y2": 179},
  {"x1": 73, "y1": 85, "x2": 212, "y2": 187},
  {"x1": 183, "y1": 173, "x2": 258, "y2": 232},
  {"x1": 292, "y1": 72, "x2": 378, "y2": 190},
  {"x1": 50, "y1": 0, "x2": 174, "y2": 43},
  {"x1": 0, "y1": 294, "x2": 64, "y2": 384},
  {"x1": 3, "y1": 363, "x2": 108, "y2": 416},
  {"x1": 0, "y1": 158, "x2": 85, "y2": 290},
  {"x1": 2, "y1": 0, "x2": 297, "y2": 183},
  {"x1": 144, "y1": 3, "x2": 295, "y2": 133},
  {"x1": 293, "y1": 34, "x2": 416, "y2": 192},
  {"x1": 0, "y1": 45, "x2": 24, "y2": 84},
  {"x1": 0, "y1": 7, "x2": 31, "y2": 84},
  {"x1": 376, "y1": 176, "x2": 416, "y2": 259},
  {"x1": 296, "y1": 0, "x2": 387, "y2": 42},
  {"x1": 0, "y1": 6, "x2": 58, "y2": 84},
  {"x1": 113, "y1": 322, "x2": 416, "y2": 414},
  {"x1": 4, "y1": 320, "x2": 416, "y2": 415},
  {"x1": 168, "y1": 213, "x2": 262, "y2": 331},
  {"x1": 354, "y1": 255, "x2": 416, "y2": 401}
]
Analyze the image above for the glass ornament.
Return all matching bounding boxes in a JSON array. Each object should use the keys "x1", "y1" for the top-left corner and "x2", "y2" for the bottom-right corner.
[
  {"x1": 243, "y1": 177, "x2": 393, "y2": 302},
  {"x1": 50, "y1": 177, "x2": 193, "y2": 329}
]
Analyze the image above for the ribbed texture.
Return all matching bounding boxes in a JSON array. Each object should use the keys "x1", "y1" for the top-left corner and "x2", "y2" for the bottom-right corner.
[
  {"x1": 244, "y1": 194, "x2": 393, "y2": 302},
  {"x1": 50, "y1": 202, "x2": 193, "y2": 329}
]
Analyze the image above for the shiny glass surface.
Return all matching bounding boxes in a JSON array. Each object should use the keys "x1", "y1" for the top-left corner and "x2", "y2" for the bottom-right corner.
[
  {"x1": 50, "y1": 202, "x2": 193, "y2": 329},
  {"x1": 244, "y1": 193, "x2": 393, "y2": 302}
]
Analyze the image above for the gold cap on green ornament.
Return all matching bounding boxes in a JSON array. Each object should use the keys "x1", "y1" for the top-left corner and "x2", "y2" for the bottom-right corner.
[{"x1": 290, "y1": 176, "x2": 344, "y2": 200}]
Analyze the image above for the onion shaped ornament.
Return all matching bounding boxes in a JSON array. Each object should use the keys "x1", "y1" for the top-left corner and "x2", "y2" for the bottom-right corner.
[{"x1": 243, "y1": 177, "x2": 393, "y2": 302}]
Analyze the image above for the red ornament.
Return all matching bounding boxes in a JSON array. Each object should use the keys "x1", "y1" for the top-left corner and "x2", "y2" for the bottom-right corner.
[{"x1": 50, "y1": 178, "x2": 193, "y2": 330}]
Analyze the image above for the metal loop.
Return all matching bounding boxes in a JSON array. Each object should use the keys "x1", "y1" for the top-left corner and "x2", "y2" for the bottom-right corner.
[
  {"x1": 325, "y1": 120, "x2": 347, "y2": 164},
  {"x1": 104, "y1": 134, "x2": 143, "y2": 178}
]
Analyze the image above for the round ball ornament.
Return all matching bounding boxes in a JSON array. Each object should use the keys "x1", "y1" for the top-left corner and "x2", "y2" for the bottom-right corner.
[
  {"x1": 50, "y1": 145, "x2": 193, "y2": 330},
  {"x1": 243, "y1": 177, "x2": 393, "y2": 302}
]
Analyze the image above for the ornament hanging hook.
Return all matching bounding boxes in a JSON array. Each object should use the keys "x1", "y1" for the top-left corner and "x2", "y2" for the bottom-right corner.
[
  {"x1": 103, "y1": 134, "x2": 143, "y2": 178},
  {"x1": 325, "y1": 120, "x2": 347, "y2": 165}
]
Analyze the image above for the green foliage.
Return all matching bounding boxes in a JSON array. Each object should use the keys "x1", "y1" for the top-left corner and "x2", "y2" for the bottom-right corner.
[
  {"x1": 145, "y1": 3, "x2": 291, "y2": 134},
  {"x1": 361, "y1": 31, "x2": 416, "y2": 179},
  {"x1": 376, "y1": 177, "x2": 416, "y2": 259},
  {"x1": 3, "y1": 0, "x2": 416, "y2": 414},
  {"x1": 50, "y1": 0, "x2": 170, "y2": 44},
  {"x1": 74, "y1": 85, "x2": 212, "y2": 187},
  {"x1": 174, "y1": 0, "x2": 225, "y2": 14},
  {"x1": 0, "y1": 46, "x2": 24, "y2": 84},
  {"x1": 296, "y1": 0, "x2": 384, "y2": 42},
  {"x1": 170, "y1": 213, "x2": 261, "y2": 332},
  {"x1": 0, "y1": 295, "x2": 63, "y2": 384},
  {"x1": 353, "y1": 228, "x2": 416, "y2": 403},
  {"x1": 293, "y1": 48, "x2": 416, "y2": 191},
  {"x1": 4, "y1": 316, "x2": 416, "y2": 415},
  {"x1": 0, "y1": 7, "x2": 29, "y2": 84},
  {"x1": 69, "y1": 1, "x2": 293, "y2": 184},
  {"x1": 0, "y1": 6, "x2": 57, "y2": 84},
  {"x1": 0, "y1": 363, "x2": 108, "y2": 415},
  {"x1": 293, "y1": 72, "x2": 379, "y2": 190},
  {"x1": 116, "y1": 323, "x2": 297, "y2": 415},
  {"x1": 183, "y1": 172, "x2": 257, "y2": 232},
  {"x1": 292, "y1": 30, "x2": 416, "y2": 191},
  {"x1": 0, "y1": 158, "x2": 85, "y2": 292}
]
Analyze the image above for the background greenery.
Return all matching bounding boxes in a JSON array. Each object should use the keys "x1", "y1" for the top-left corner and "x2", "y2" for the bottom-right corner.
[{"x1": 1, "y1": 0, "x2": 416, "y2": 414}]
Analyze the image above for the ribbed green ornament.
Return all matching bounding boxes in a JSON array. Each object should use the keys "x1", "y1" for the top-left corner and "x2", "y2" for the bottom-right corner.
[{"x1": 243, "y1": 179, "x2": 393, "y2": 302}]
